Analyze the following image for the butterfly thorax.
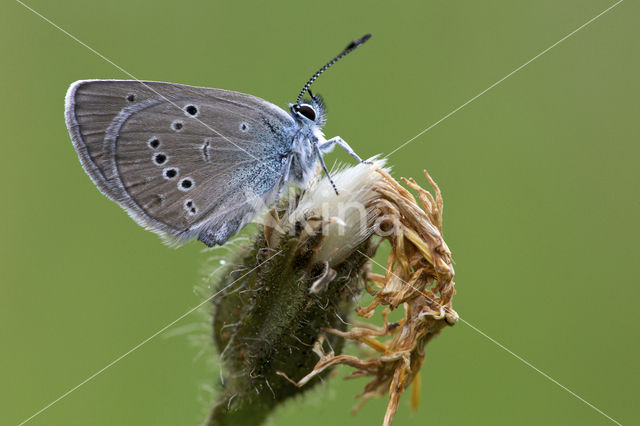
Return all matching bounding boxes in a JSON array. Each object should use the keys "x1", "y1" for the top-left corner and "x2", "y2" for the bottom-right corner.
[
  {"x1": 286, "y1": 96, "x2": 327, "y2": 189},
  {"x1": 287, "y1": 128, "x2": 322, "y2": 189},
  {"x1": 287, "y1": 96, "x2": 328, "y2": 189}
]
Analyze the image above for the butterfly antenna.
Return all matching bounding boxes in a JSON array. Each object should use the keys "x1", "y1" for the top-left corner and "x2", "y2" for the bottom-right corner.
[{"x1": 295, "y1": 33, "x2": 372, "y2": 106}]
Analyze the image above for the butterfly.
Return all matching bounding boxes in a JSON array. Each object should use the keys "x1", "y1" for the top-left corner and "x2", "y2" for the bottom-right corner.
[{"x1": 65, "y1": 34, "x2": 371, "y2": 247}]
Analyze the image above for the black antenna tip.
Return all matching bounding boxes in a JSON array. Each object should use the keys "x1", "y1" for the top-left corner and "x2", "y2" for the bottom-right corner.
[
  {"x1": 295, "y1": 33, "x2": 372, "y2": 106},
  {"x1": 345, "y1": 33, "x2": 372, "y2": 50}
]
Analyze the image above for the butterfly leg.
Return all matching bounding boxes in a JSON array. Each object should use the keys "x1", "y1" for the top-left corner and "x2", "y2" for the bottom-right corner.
[
  {"x1": 274, "y1": 159, "x2": 292, "y2": 205},
  {"x1": 314, "y1": 143, "x2": 340, "y2": 196},
  {"x1": 320, "y1": 136, "x2": 372, "y2": 164}
]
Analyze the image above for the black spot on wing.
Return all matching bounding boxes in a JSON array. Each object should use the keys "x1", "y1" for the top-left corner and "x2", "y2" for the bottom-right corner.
[
  {"x1": 184, "y1": 104, "x2": 198, "y2": 117},
  {"x1": 178, "y1": 177, "x2": 194, "y2": 191},
  {"x1": 148, "y1": 137, "x2": 160, "y2": 149},
  {"x1": 163, "y1": 167, "x2": 178, "y2": 180},
  {"x1": 153, "y1": 152, "x2": 167, "y2": 165}
]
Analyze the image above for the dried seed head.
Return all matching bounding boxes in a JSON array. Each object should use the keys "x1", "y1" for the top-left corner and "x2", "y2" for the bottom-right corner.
[
  {"x1": 268, "y1": 159, "x2": 388, "y2": 265},
  {"x1": 207, "y1": 160, "x2": 457, "y2": 426}
]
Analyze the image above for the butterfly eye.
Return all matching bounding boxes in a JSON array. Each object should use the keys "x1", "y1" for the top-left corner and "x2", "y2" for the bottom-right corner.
[{"x1": 298, "y1": 104, "x2": 316, "y2": 121}]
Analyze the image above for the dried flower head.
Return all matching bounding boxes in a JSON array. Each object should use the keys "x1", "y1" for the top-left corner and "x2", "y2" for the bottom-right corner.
[{"x1": 207, "y1": 160, "x2": 457, "y2": 426}]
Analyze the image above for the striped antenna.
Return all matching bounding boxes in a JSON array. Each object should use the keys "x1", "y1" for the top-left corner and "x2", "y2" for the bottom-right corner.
[{"x1": 295, "y1": 33, "x2": 372, "y2": 106}]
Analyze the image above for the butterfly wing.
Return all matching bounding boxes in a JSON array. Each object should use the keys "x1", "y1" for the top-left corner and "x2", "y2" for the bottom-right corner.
[{"x1": 65, "y1": 80, "x2": 296, "y2": 246}]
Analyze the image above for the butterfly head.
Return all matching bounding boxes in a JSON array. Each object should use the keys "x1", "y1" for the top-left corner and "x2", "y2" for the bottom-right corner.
[{"x1": 290, "y1": 92, "x2": 326, "y2": 128}]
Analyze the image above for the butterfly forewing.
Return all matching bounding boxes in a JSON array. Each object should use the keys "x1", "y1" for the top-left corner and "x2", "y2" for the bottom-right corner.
[{"x1": 66, "y1": 80, "x2": 296, "y2": 245}]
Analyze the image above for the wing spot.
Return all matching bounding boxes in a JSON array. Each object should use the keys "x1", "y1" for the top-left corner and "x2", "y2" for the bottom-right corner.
[
  {"x1": 153, "y1": 152, "x2": 168, "y2": 165},
  {"x1": 184, "y1": 104, "x2": 199, "y2": 117},
  {"x1": 163, "y1": 167, "x2": 178, "y2": 180},
  {"x1": 171, "y1": 120, "x2": 184, "y2": 132},
  {"x1": 148, "y1": 137, "x2": 160, "y2": 149},
  {"x1": 178, "y1": 177, "x2": 194, "y2": 191},
  {"x1": 239, "y1": 122, "x2": 249, "y2": 132},
  {"x1": 126, "y1": 94, "x2": 136, "y2": 102},
  {"x1": 201, "y1": 138, "x2": 211, "y2": 162},
  {"x1": 184, "y1": 200, "x2": 197, "y2": 215}
]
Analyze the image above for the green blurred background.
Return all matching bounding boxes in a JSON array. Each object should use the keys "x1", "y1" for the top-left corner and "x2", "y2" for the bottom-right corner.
[{"x1": 2, "y1": 0, "x2": 638, "y2": 425}]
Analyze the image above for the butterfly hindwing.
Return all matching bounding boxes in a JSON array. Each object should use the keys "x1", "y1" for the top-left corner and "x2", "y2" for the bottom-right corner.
[{"x1": 65, "y1": 80, "x2": 297, "y2": 245}]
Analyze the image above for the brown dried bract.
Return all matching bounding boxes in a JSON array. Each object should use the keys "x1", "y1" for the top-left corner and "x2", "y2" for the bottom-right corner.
[{"x1": 279, "y1": 169, "x2": 458, "y2": 425}]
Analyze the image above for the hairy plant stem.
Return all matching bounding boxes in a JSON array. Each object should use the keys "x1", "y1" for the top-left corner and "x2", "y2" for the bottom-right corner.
[{"x1": 208, "y1": 225, "x2": 372, "y2": 425}]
